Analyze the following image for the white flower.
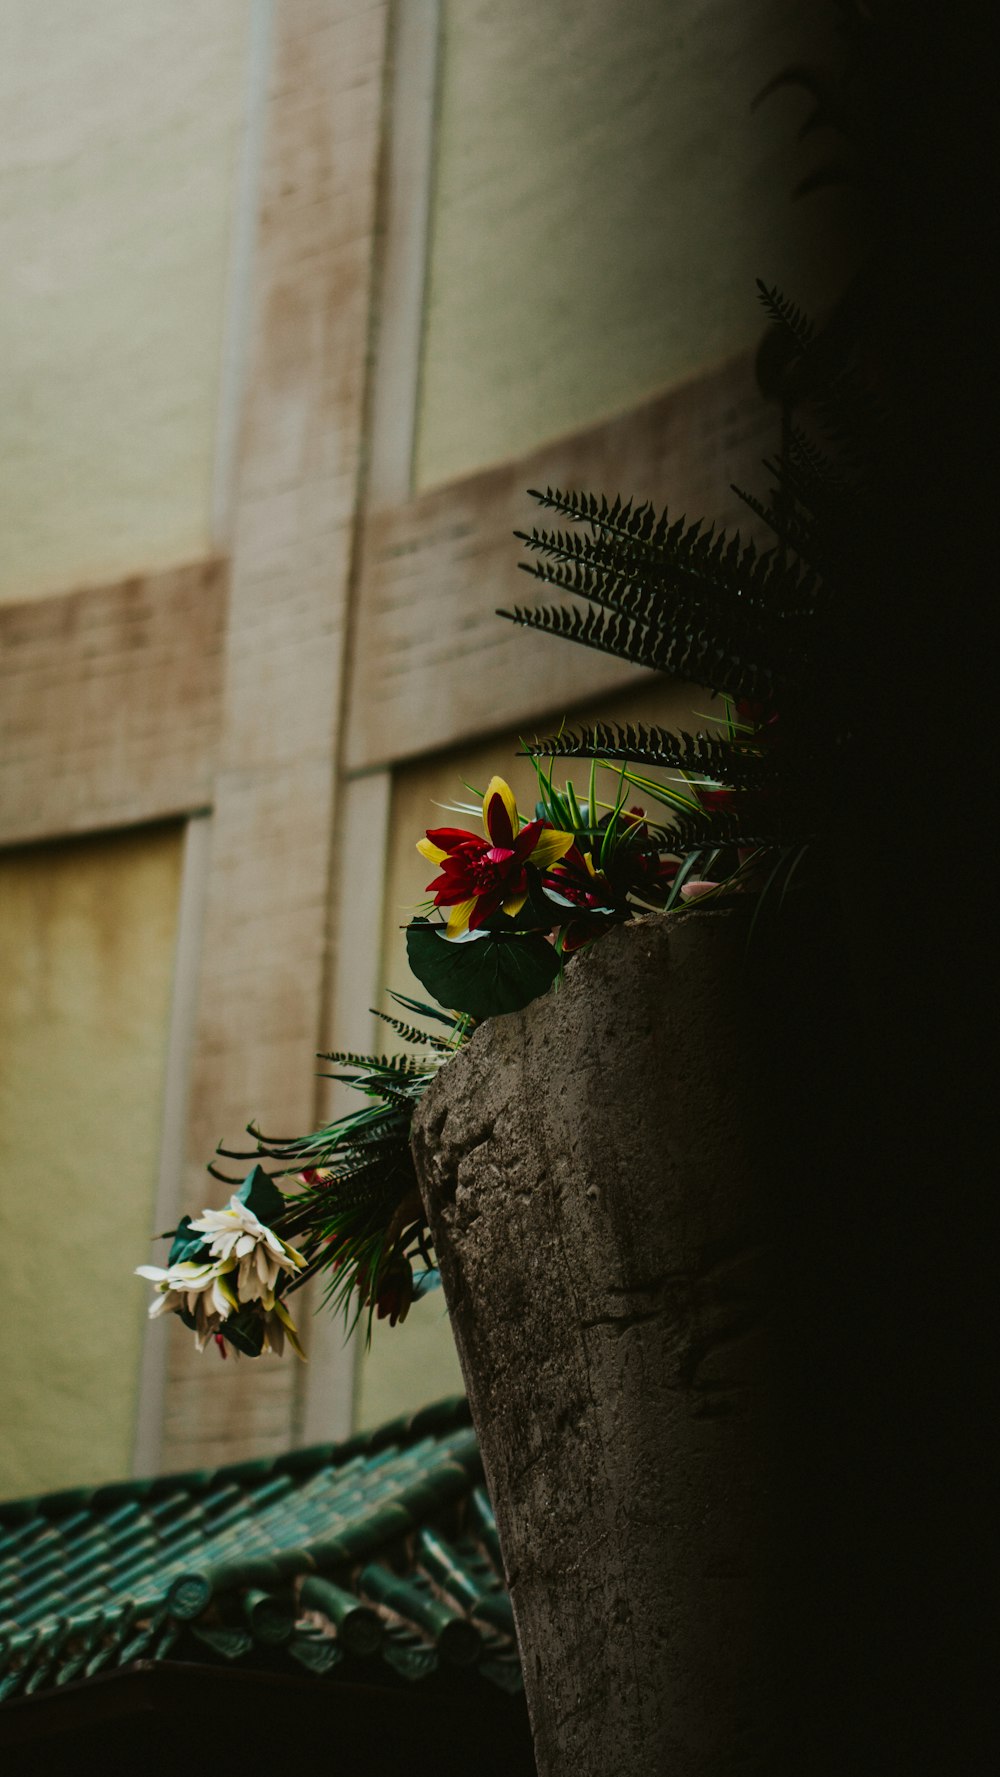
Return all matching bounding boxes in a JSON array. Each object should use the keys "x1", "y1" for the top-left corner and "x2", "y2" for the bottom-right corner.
[
  {"x1": 135, "y1": 1258, "x2": 236, "y2": 1351},
  {"x1": 137, "y1": 1194, "x2": 307, "y2": 1359},
  {"x1": 188, "y1": 1195, "x2": 305, "y2": 1298}
]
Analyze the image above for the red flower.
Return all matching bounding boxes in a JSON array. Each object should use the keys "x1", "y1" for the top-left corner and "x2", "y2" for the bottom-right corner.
[
  {"x1": 560, "y1": 911, "x2": 619, "y2": 957},
  {"x1": 544, "y1": 807, "x2": 680, "y2": 946},
  {"x1": 418, "y1": 776, "x2": 573, "y2": 937},
  {"x1": 298, "y1": 1166, "x2": 332, "y2": 1186},
  {"x1": 541, "y1": 842, "x2": 620, "y2": 956},
  {"x1": 734, "y1": 698, "x2": 780, "y2": 737},
  {"x1": 697, "y1": 785, "x2": 737, "y2": 815},
  {"x1": 543, "y1": 842, "x2": 616, "y2": 913},
  {"x1": 615, "y1": 807, "x2": 680, "y2": 903}
]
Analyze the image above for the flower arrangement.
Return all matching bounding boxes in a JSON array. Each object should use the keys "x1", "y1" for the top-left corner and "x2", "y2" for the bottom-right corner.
[
  {"x1": 137, "y1": 1004, "x2": 467, "y2": 1356},
  {"x1": 405, "y1": 281, "x2": 867, "y2": 1024},
  {"x1": 406, "y1": 708, "x2": 783, "y2": 1022},
  {"x1": 139, "y1": 280, "x2": 863, "y2": 1356},
  {"x1": 137, "y1": 1166, "x2": 307, "y2": 1357}
]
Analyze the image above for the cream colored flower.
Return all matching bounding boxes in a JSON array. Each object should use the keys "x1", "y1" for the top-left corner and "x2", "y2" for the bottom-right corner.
[
  {"x1": 135, "y1": 1257, "x2": 236, "y2": 1352},
  {"x1": 259, "y1": 1297, "x2": 305, "y2": 1359},
  {"x1": 189, "y1": 1195, "x2": 305, "y2": 1298}
]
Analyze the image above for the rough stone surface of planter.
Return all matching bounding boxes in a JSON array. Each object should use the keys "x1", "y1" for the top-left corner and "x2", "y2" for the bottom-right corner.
[{"x1": 411, "y1": 906, "x2": 843, "y2": 1777}]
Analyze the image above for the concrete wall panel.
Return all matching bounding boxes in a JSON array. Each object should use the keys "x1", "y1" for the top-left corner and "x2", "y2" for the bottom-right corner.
[
  {"x1": 416, "y1": 0, "x2": 849, "y2": 488},
  {"x1": 0, "y1": 823, "x2": 183, "y2": 1496},
  {"x1": 0, "y1": 1, "x2": 252, "y2": 601}
]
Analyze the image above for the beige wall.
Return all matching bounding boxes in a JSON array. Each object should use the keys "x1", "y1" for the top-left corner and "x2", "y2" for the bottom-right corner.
[
  {"x1": 0, "y1": 0, "x2": 253, "y2": 602},
  {"x1": 0, "y1": 823, "x2": 183, "y2": 1497},
  {"x1": 416, "y1": 0, "x2": 849, "y2": 489},
  {"x1": 354, "y1": 1293, "x2": 465, "y2": 1434},
  {"x1": 0, "y1": 1, "x2": 848, "y2": 1464}
]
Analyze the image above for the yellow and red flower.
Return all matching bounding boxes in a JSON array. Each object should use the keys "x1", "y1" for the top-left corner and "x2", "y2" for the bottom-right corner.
[{"x1": 417, "y1": 776, "x2": 573, "y2": 938}]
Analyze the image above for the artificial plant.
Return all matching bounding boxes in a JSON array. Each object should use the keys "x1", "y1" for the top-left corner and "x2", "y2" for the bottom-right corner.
[
  {"x1": 137, "y1": 1002, "x2": 465, "y2": 1356},
  {"x1": 139, "y1": 278, "x2": 871, "y2": 1356},
  {"x1": 406, "y1": 278, "x2": 869, "y2": 1024}
]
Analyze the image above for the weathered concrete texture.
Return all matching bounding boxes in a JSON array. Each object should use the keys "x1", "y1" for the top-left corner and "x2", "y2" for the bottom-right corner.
[{"x1": 411, "y1": 906, "x2": 842, "y2": 1777}]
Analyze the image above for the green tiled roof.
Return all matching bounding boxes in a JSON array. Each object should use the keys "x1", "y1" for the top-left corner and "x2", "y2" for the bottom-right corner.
[{"x1": 0, "y1": 1396, "x2": 521, "y2": 1706}]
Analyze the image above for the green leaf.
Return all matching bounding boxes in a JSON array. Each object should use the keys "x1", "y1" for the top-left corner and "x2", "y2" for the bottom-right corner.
[
  {"x1": 523, "y1": 869, "x2": 568, "y2": 929},
  {"x1": 406, "y1": 920, "x2": 560, "y2": 1020},
  {"x1": 664, "y1": 849, "x2": 706, "y2": 911},
  {"x1": 220, "y1": 1306, "x2": 265, "y2": 1357},
  {"x1": 386, "y1": 991, "x2": 467, "y2": 1032},
  {"x1": 237, "y1": 1164, "x2": 285, "y2": 1227},
  {"x1": 168, "y1": 1215, "x2": 211, "y2": 1266}
]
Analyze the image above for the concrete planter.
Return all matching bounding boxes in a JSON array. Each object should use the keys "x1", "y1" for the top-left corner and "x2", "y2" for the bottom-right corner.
[{"x1": 410, "y1": 905, "x2": 848, "y2": 1776}]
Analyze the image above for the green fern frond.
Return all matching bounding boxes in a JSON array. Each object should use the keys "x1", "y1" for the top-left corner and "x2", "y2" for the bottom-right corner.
[
  {"x1": 386, "y1": 991, "x2": 470, "y2": 1034},
  {"x1": 515, "y1": 524, "x2": 654, "y2": 573},
  {"x1": 340, "y1": 1078, "x2": 423, "y2": 1112},
  {"x1": 787, "y1": 426, "x2": 849, "y2": 497},
  {"x1": 516, "y1": 515, "x2": 818, "y2": 622},
  {"x1": 316, "y1": 1050, "x2": 424, "y2": 1074},
  {"x1": 289, "y1": 1166, "x2": 408, "y2": 1224},
  {"x1": 732, "y1": 482, "x2": 833, "y2": 588},
  {"x1": 370, "y1": 1008, "x2": 453, "y2": 1051},
  {"x1": 522, "y1": 723, "x2": 786, "y2": 790},
  {"x1": 530, "y1": 487, "x2": 756, "y2": 575},
  {"x1": 515, "y1": 509, "x2": 713, "y2": 579},
  {"x1": 664, "y1": 810, "x2": 817, "y2": 855},
  {"x1": 515, "y1": 554, "x2": 645, "y2": 620},
  {"x1": 756, "y1": 279, "x2": 816, "y2": 350},
  {"x1": 500, "y1": 599, "x2": 783, "y2": 701},
  {"x1": 527, "y1": 486, "x2": 665, "y2": 547}
]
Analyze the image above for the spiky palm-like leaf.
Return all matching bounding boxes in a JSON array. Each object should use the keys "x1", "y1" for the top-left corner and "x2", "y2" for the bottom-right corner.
[
  {"x1": 202, "y1": 1007, "x2": 469, "y2": 1343},
  {"x1": 490, "y1": 277, "x2": 874, "y2": 932},
  {"x1": 523, "y1": 722, "x2": 786, "y2": 790},
  {"x1": 316, "y1": 1049, "x2": 425, "y2": 1076},
  {"x1": 501, "y1": 598, "x2": 784, "y2": 703},
  {"x1": 501, "y1": 467, "x2": 830, "y2": 707},
  {"x1": 662, "y1": 808, "x2": 820, "y2": 856},
  {"x1": 756, "y1": 278, "x2": 817, "y2": 352},
  {"x1": 372, "y1": 1007, "x2": 455, "y2": 1052},
  {"x1": 517, "y1": 487, "x2": 816, "y2": 611}
]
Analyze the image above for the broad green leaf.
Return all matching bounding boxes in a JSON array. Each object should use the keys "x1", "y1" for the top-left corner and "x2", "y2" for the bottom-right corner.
[
  {"x1": 406, "y1": 921, "x2": 560, "y2": 1020},
  {"x1": 221, "y1": 1306, "x2": 265, "y2": 1357},
  {"x1": 168, "y1": 1214, "x2": 211, "y2": 1266},
  {"x1": 238, "y1": 1163, "x2": 285, "y2": 1227}
]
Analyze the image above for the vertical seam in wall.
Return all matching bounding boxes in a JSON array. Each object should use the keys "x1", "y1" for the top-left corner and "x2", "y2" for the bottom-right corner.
[
  {"x1": 404, "y1": 1, "x2": 444, "y2": 500},
  {"x1": 292, "y1": 0, "x2": 442, "y2": 1443},
  {"x1": 288, "y1": 1, "x2": 401, "y2": 1447},
  {"x1": 132, "y1": 812, "x2": 213, "y2": 1476},
  {"x1": 312, "y1": 0, "x2": 400, "y2": 1115},
  {"x1": 364, "y1": 0, "x2": 444, "y2": 508},
  {"x1": 210, "y1": 0, "x2": 275, "y2": 550}
]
